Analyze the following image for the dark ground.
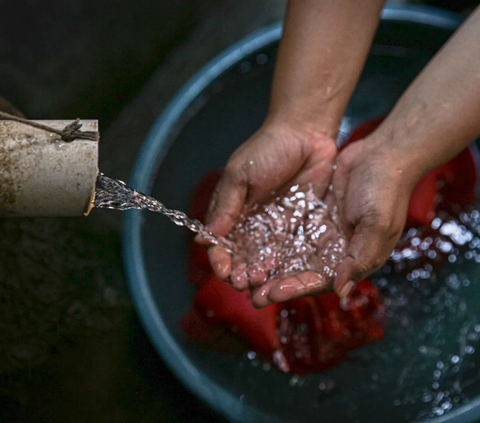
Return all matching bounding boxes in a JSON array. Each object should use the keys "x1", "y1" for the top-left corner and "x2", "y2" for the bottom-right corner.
[{"x1": 0, "y1": 0, "x2": 479, "y2": 422}]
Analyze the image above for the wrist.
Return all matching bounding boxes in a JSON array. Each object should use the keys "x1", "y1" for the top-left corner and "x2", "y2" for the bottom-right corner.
[
  {"x1": 264, "y1": 110, "x2": 338, "y2": 144},
  {"x1": 362, "y1": 133, "x2": 425, "y2": 191}
]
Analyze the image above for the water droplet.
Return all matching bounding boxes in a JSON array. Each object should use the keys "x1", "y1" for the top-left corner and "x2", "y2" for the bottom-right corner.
[
  {"x1": 442, "y1": 401, "x2": 452, "y2": 411},
  {"x1": 422, "y1": 393, "x2": 433, "y2": 403},
  {"x1": 239, "y1": 61, "x2": 252, "y2": 73},
  {"x1": 255, "y1": 53, "x2": 268, "y2": 65},
  {"x1": 289, "y1": 375, "x2": 299, "y2": 386}
]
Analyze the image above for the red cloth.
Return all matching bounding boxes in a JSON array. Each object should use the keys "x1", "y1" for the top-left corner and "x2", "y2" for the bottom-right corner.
[
  {"x1": 276, "y1": 281, "x2": 384, "y2": 374},
  {"x1": 182, "y1": 274, "x2": 279, "y2": 356},
  {"x1": 182, "y1": 117, "x2": 477, "y2": 374}
]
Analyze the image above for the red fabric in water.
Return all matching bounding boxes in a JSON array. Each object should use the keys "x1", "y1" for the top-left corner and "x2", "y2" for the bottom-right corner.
[
  {"x1": 182, "y1": 274, "x2": 279, "y2": 356},
  {"x1": 182, "y1": 116, "x2": 477, "y2": 374}
]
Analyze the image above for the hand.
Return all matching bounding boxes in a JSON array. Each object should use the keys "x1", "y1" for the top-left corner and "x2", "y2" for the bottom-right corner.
[
  {"x1": 251, "y1": 137, "x2": 418, "y2": 308},
  {"x1": 331, "y1": 139, "x2": 417, "y2": 296},
  {"x1": 202, "y1": 117, "x2": 338, "y2": 284}
]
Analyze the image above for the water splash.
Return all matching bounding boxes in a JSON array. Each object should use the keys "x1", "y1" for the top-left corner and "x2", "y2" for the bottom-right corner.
[
  {"x1": 94, "y1": 173, "x2": 235, "y2": 252},
  {"x1": 350, "y1": 208, "x2": 480, "y2": 419},
  {"x1": 231, "y1": 208, "x2": 480, "y2": 421},
  {"x1": 228, "y1": 184, "x2": 346, "y2": 285}
]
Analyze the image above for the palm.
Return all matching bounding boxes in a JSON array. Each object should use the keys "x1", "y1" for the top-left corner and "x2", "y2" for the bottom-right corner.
[
  {"x1": 204, "y1": 121, "x2": 338, "y2": 285},
  {"x1": 250, "y1": 140, "x2": 412, "y2": 308}
]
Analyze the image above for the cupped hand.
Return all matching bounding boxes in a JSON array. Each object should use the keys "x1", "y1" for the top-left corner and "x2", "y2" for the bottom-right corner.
[
  {"x1": 251, "y1": 137, "x2": 419, "y2": 308},
  {"x1": 330, "y1": 139, "x2": 417, "y2": 297},
  {"x1": 201, "y1": 117, "x2": 338, "y2": 282}
]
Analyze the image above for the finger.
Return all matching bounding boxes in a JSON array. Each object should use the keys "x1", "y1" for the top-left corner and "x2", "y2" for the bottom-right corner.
[
  {"x1": 333, "y1": 222, "x2": 395, "y2": 297},
  {"x1": 205, "y1": 167, "x2": 248, "y2": 236},
  {"x1": 250, "y1": 280, "x2": 275, "y2": 309},
  {"x1": 269, "y1": 272, "x2": 330, "y2": 303},
  {"x1": 251, "y1": 272, "x2": 329, "y2": 308},
  {"x1": 230, "y1": 262, "x2": 249, "y2": 291},
  {"x1": 248, "y1": 264, "x2": 269, "y2": 287},
  {"x1": 194, "y1": 233, "x2": 212, "y2": 246},
  {"x1": 207, "y1": 246, "x2": 232, "y2": 281}
]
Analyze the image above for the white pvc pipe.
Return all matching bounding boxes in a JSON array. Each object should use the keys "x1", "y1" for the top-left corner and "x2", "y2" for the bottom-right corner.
[{"x1": 0, "y1": 120, "x2": 99, "y2": 217}]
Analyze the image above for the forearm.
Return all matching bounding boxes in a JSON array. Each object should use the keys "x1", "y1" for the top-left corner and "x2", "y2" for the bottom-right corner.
[
  {"x1": 268, "y1": 0, "x2": 386, "y2": 138},
  {"x1": 373, "y1": 6, "x2": 480, "y2": 182}
]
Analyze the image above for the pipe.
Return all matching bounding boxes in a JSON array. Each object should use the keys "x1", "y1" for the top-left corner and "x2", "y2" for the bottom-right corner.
[{"x1": 0, "y1": 120, "x2": 98, "y2": 217}]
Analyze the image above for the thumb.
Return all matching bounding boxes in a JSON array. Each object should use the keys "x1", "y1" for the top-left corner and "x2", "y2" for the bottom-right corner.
[
  {"x1": 205, "y1": 166, "x2": 248, "y2": 236},
  {"x1": 333, "y1": 219, "x2": 393, "y2": 298}
]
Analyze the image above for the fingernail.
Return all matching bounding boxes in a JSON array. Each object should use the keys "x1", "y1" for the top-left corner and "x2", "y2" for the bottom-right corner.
[{"x1": 338, "y1": 280, "x2": 355, "y2": 298}]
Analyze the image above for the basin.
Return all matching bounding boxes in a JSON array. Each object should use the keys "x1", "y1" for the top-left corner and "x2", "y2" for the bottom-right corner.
[{"x1": 124, "y1": 6, "x2": 480, "y2": 423}]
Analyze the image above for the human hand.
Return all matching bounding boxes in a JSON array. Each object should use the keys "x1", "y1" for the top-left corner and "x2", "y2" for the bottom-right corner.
[
  {"x1": 202, "y1": 117, "x2": 338, "y2": 282},
  {"x1": 251, "y1": 137, "x2": 418, "y2": 307},
  {"x1": 330, "y1": 139, "x2": 418, "y2": 297}
]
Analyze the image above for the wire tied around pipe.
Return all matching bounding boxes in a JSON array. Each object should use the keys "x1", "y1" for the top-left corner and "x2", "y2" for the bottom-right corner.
[{"x1": 0, "y1": 111, "x2": 99, "y2": 142}]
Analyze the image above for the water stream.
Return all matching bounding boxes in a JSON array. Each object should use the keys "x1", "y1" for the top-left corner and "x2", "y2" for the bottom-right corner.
[{"x1": 93, "y1": 173, "x2": 235, "y2": 252}]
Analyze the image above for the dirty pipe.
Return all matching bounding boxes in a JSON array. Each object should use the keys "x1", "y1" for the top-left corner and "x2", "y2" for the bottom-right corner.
[{"x1": 0, "y1": 120, "x2": 98, "y2": 217}]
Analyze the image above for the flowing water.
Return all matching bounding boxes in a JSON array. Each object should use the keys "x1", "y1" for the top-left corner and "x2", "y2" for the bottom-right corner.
[
  {"x1": 93, "y1": 173, "x2": 235, "y2": 252},
  {"x1": 94, "y1": 174, "x2": 346, "y2": 286}
]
